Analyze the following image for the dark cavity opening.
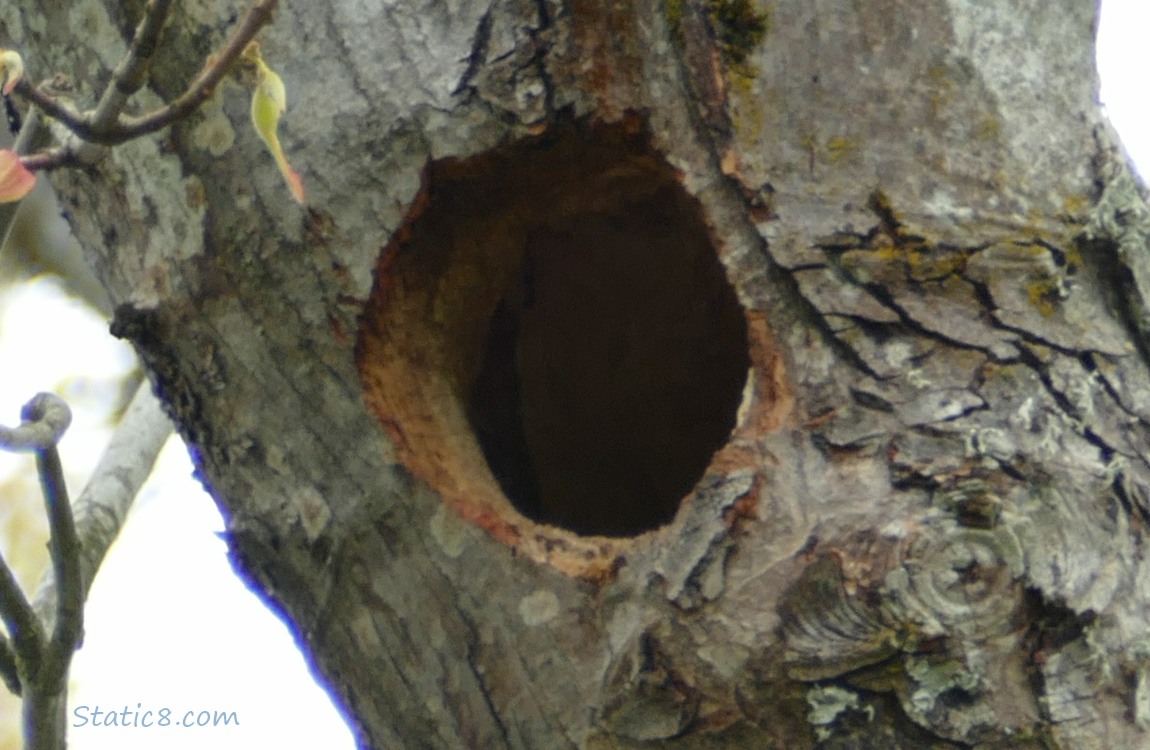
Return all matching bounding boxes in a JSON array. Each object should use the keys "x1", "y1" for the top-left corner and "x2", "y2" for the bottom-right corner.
[
  {"x1": 360, "y1": 118, "x2": 750, "y2": 538},
  {"x1": 467, "y1": 136, "x2": 748, "y2": 536}
]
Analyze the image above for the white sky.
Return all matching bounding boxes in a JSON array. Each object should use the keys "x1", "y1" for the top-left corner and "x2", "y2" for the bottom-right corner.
[
  {"x1": 69, "y1": 438, "x2": 354, "y2": 749},
  {"x1": 0, "y1": 277, "x2": 354, "y2": 749},
  {"x1": 1097, "y1": 0, "x2": 1150, "y2": 173},
  {"x1": 0, "y1": 1, "x2": 1145, "y2": 747}
]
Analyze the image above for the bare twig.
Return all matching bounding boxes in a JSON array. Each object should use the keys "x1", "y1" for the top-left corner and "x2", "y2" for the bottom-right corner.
[
  {"x1": 116, "y1": 0, "x2": 280, "y2": 141},
  {"x1": 0, "y1": 396, "x2": 73, "y2": 701},
  {"x1": 90, "y1": 0, "x2": 179, "y2": 131},
  {"x1": 9, "y1": 83, "x2": 86, "y2": 138},
  {"x1": 0, "y1": 633, "x2": 19, "y2": 695},
  {"x1": 32, "y1": 383, "x2": 173, "y2": 622},
  {"x1": 23, "y1": 691, "x2": 66, "y2": 750},
  {"x1": 0, "y1": 386, "x2": 171, "y2": 749},
  {"x1": 0, "y1": 548, "x2": 41, "y2": 694},
  {"x1": 33, "y1": 443, "x2": 82, "y2": 691},
  {"x1": 13, "y1": 146, "x2": 73, "y2": 174},
  {"x1": 12, "y1": 0, "x2": 280, "y2": 150},
  {"x1": 0, "y1": 393, "x2": 71, "y2": 452},
  {"x1": 0, "y1": 395, "x2": 76, "y2": 750}
]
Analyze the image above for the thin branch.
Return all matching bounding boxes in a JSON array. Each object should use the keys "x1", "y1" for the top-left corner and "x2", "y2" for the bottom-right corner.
[
  {"x1": 23, "y1": 689, "x2": 66, "y2": 750},
  {"x1": 16, "y1": 147, "x2": 75, "y2": 174},
  {"x1": 8, "y1": 82, "x2": 87, "y2": 138},
  {"x1": 10, "y1": 0, "x2": 280, "y2": 147},
  {"x1": 33, "y1": 444, "x2": 82, "y2": 691},
  {"x1": 0, "y1": 394, "x2": 74, "y2": 697},
  {"x1": 114, "y1": 0, "x2": 280, "y2": 141},
  {"x1": 0, "y1": 633, "x2": 20, "y2": 696},
  {"x1": 0, "y1": 546, "x2": 41, "y2": 686},
  {"x1": 0, "y1": 393, "x2": 71, "y2": 454},
  {"x1": 90, "y1": 0, "x2": 178, "y2": 131},
  {"x1": 33, "y1": 384, "x2": 173, "y2": 620},
  {"x1": 18, "y1": 385, "x2": 171, "y2": 750}
]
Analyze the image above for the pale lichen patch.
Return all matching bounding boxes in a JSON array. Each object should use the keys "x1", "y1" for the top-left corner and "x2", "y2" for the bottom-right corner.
[
  {"x1": 291, "y1": 485, "x2": 331, "y2": 542},
  {"x1": 807, "y1": 684, "x2": 865, "y2": 736},
  {"x1": 191, "y1": 106, "x2": 237, "y2": 157},
  {"x1": 518, "y1": 589, "x2": 560, "y2": 626},
  {"x1": 66, "y1": 3, "x2": 122, "y2": 70},
  {"x1": 429, "y1": 504, "x2": 467, "y2": 559}
]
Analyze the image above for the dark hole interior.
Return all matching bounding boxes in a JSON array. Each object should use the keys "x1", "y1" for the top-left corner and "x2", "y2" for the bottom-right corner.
[{"x1": 467, "y1": 175, "x2": 750, "y2": 537}]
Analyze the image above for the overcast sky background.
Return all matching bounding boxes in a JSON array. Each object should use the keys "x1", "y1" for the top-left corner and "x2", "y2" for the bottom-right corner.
[
  {"x1": 0, "y1": 281, "x2": 355, "y2": 749},
  {"x1": 0, "y1": 1, "x2": 1147, "y2": 747}
]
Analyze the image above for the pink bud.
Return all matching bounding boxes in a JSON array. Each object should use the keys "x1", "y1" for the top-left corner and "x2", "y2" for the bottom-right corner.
[{"x1": 0, "y1": 150, "x2": 35, "y2": 202}]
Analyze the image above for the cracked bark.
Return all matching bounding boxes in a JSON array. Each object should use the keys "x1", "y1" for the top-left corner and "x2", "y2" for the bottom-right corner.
[{"x1": 6, "y1": 0, "x2": 1150, "y2": 747}]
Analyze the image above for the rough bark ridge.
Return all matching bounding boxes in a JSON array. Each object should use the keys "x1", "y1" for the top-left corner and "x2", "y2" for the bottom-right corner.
[{"x1": 4, "y1": 0, "x2": 1150, "y2": 747}]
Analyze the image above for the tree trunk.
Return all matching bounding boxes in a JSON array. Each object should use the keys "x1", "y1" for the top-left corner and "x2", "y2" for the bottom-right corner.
[{"x1": 8, "y1": 0, "x2": 1150, "y2": 746}]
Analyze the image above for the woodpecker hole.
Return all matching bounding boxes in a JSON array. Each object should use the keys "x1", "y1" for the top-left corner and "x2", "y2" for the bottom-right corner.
[{"x1": 357, "y1": 119, "x2": 751, "y2": 539}]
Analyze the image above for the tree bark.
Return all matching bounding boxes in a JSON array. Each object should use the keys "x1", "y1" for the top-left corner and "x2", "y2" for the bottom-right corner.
[{"x1": 6, "y1": 0, "x2": 1150, "y2": 746}]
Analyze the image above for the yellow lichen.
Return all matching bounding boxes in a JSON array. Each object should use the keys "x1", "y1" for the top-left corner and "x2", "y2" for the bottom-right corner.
[
  {"x1": 1062, "y1": 193, "x2": 1091, "y2": 218},
  {"x1": 1026, "y1": 278, "x2": 1061, "y2": 317},
  {"x1": 1063, "y1": 244, "x2": 1083, "y2": 274},
  {"x1": 728, "y1": 72, "x2": 766, "y2": 140},
  {"x1": 926, "y1": 60, "x2": 952, "y2": 86},
  {"x1": 905, "y1": 245, "x2": 967, "y2": 281},
  {"x1": 972, "y1": 114, "x2": 1002, "y2": 143},
  {"x1": 825, "y1": 135, "x2": 859, "y2": 165}
]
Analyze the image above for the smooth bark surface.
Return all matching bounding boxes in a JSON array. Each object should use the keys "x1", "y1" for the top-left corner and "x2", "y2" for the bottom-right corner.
[{"x1": 4, "y1": 0, "x2": 1150, "y2": 747}]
